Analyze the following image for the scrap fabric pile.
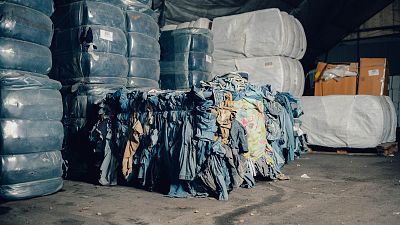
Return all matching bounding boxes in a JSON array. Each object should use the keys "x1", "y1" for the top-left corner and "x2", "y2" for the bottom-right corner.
[{"x1": 91, "y1": 72, "x2": 306, "y2": 200}]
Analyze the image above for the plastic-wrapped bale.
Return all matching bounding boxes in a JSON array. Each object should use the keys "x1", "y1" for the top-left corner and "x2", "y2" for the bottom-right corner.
[
  {"x1": 301, "y1": 96, "x2": 397, "y2": 148},
  {"x1": 212, "y1": 8, "x2": 306, "y2": 60},
  {"x1": 51, "y1": 2, "x2": 128, "y2": 85},
  {"x1": 52, "y1": 1, "x2": 125, "y2": 30},
  {"x1": 159, "y1": 28, "x2": 214, "y2": 90},
  {"x1": 4, "y1": 0, "x2": 54, "y2": 16},
  {"x1": 213, "y1": 56, "x2": 305, "y2": 96},
  {"x1": 126, "y1": 10, "x2": 160, "y2": 89},
  {"x1": 0, "y1": 71, "x2": 64, "y2": 200},
  {"x1": 61, "y1": 83, "x2": 124, "y2": 180}
]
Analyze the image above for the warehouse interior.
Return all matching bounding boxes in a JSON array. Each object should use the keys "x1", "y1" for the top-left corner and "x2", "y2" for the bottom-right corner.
[{"x1": 0, "y1": 0, "x2": 399, "y2": 224}]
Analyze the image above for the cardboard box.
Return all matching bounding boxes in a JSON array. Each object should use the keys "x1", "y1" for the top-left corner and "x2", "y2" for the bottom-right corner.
[
  {"x1": 314, "y1": 62, "x2": 358, "y2": 96},
  {"x1": 358, "y1": 58, "x2": 389, "y2": 96}
]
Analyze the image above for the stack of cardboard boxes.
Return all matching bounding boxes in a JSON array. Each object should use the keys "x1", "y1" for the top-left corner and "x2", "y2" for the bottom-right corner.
[{"x1": 315, "y1": 58, "x2": 389, "y2": 97}]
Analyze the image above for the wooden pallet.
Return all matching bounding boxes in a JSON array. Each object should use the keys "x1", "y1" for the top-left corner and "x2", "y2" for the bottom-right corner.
[{"x1": 308, "y1": 142, "x2": 398, "y2": 156}]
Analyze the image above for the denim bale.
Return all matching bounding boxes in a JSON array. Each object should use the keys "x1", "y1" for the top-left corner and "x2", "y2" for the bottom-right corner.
[
  {"x1": 126, "y1": 10, "x2": 159, "y2": 39},
  {"x1": 0, "y1": 69, "x2": 61, "y2": 90},
  {"x1": 160, "y1": 29, "x2": 213, "y2": 55},
  {"x1": 127, "y1": 77, "x2": 159, "y2": 89},
  {"x1": 160, "y1": 52, "x2": 213, "y2": 73},
  {"x1": 0, "y1": 119, "x2": 64, "y2": 155},
  {"x1": 127, "y1": 32, "x2": 160, "y2": 59},
  {"x1": 0, "y1": 177, "x2": 63, "y2": 200},
  {"x1": 126, "y1": 1, "x2": 157, "y2": 21},
  {"x1": 160, "y1": 71, "x2": 211, "y2": 90},
  {"x1": 4, "y1": 0, "x2": 54, "y2": 16},
  {"x1": 52, "y1": 1, "x2": 125, "y2": 30},
  {"x1": 0, "y1": 3, "x2": 53, "y2": 47},
  {"x1": 0, "y1": 38, "x2": 52, "y2": 74},
  {"x1": 128, "y1": 57, "x2": 160, "y2": 80},
  {"x1": 52, "y1": 25, "x2": 127, "y2": 55},
  {"x1": 0, "y1": 89, "x2": 63, "y2": 120},
  {"x1": 51, "y1": 51, "x2": 128, "y2": 83},
  {"x1": 0, "y1": 151, "x2": 63, "y2": 185}
]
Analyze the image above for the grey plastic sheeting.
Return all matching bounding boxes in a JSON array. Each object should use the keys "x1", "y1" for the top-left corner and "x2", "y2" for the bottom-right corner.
[
  {"x1": 0, "y1": 120, "x2": 64, "y2": 155},
  {"x1": 52, "y1": 25, "x2": 128, "y2": 55},
  {"x1": 0, "y1": 38, "x2": 52, "y2": 75},
  {"x1": 0, "y1": 151, "x2": 63, "y2": 185},
  {"x1": 0, "y1": 3, "x2": 53, "y2": 47},
  {"x1": 128, "y1": 57, "x2": 160, "y2": 81},
  {"x1": 0, "y1": 177, "x2": 63, "y2": 200},
  {"x1": 301, "y1": 96, "x2": 397, "y2": 148},
  {"x1": 52, "y1": 1, "x2": 125, "y2": 30},
  {"x1": 5, "y1": 0, "x2": 54, "y2": 16},
  {"x1": 51, "y1": 52, "x2": 129, "y2": 84},
  {"x1": 126, "y1": 11, "x2": 159, "y2": 39},
  {"x1": 127, "y1": 32, "x2": 160, "y2": 59}
]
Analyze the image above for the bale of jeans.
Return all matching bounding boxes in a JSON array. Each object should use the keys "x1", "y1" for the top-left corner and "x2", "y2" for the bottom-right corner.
[
  {"x1": 52, "y1": 1, "x2": 125, "y2": 30},
  {"x1": 213, "y1": 56, "x2": 305, "y2": 96},
  {"x1": 126, "y1": 77, "x2": 159, "y2": 89},
  {"x1": 159, "y1": 28, "x2": 213, "y2": 90},
  {"x1": 52, "y1": 25, "x2": 128, "y2": 55},
  {"x1": 5, "y1": 0, "x2": 54, "y2": 16},
  {"x1": 51, "y1": 51, "x2": 129, "y2": 84},
  {"x1": 301, "y1": 96, "x2": 397, "y2": 148},
  {"x1": 127, "y1": 32, "x2": 160, "y2": 59},
  {"x1": 126, "y1": 10, "x2": 159, "y2": 39},
  {"x1": 90, "y1": 72, "x2": 306, "y2": 200},
  {"x1": 0, "y1": 3, "x2": 53, "y2": 47},
  {"x1": 0, "y1": 38, "x2": 52, "y2": 74},
  {"x1": 212, "y1": 9, "x2": 306, "y2": 60},
  {"x1": 128, "y1": 57, "x2": 160, "y2": 81}
]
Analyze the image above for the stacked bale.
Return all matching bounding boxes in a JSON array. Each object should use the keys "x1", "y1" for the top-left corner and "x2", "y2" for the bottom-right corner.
[
  {"x1": 51, "y1": 0, "x2": 129, "y2": 179},
  {"x1": 0, "y1": 1, "x2": 64, "y2": 200},
  {"x1": 125, "y1": 1, "x2": 160, "y2": 89},
  {"x1": 159, "y1": 19, "x2": 213, "y2": 90},
  {"x1": 212, "y1": 9, "x2": 307, "y2": 96}
]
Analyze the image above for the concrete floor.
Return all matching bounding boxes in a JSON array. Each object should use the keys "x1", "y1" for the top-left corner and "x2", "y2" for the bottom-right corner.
[{"x1": 1, "y1": 153, "x2": 400, "y2": 225}]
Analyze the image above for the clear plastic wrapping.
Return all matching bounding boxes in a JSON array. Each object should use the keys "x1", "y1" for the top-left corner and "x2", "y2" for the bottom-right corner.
[
  {"x1": 126, "y1": 10, "x2": 159, "y2": 39},
  {"x1": 0, "y1": 38, "x2": 52, "y2": 74},
  {"x1": 127, "y1": 32, "x2": 160, "y2": 59},
  {"x1": 0, "y1": 69, "x2": 61, "y2": 90},
  {"x1": 0, "y1": 177, "x2": 63, "y2": 200},
  {"x1": 160, "y1": 28, "x2": 213, "y2": 54},
  {"x1": 0, "y1": 89, "x2": 63, "y2": 120},
  {"x1": 0, "y1": 151, "x2": 63, "y2": 185},
  {"x1": 160, "y1": 71, "x2": 211, "y2": 90},
  {"x1": 0, "y1": 119, "x2": 64, "y2": 155},
  {"x1": 51, "y1": 52, "x2": 129, "y2": 83},
  {"x1": 0, "y1": 3, "x2": 53, "y2": 47},
  {"x1": 52, "y1": 25, "x2": 127, "y2": 55},
  {"x1": 126, "y1": 77, "x2": 159, "y2": 89},
  {"x1": 160, "y1": 52, "x2": 213, "y2": 73},
  {"x1": 128, "y1": 57, "x2": 160, "y2": 80},
  {"x1": 52, "y1": 1, "x2": 125, "y2": 30},
  {"x1": 5, "y1": 0, "x2": 54, "y2": 16}
]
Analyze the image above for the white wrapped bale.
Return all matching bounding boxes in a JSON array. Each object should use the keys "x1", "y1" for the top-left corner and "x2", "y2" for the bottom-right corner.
[{"x1": 301, "y1": 96, "x2": 397, "y2": 148}]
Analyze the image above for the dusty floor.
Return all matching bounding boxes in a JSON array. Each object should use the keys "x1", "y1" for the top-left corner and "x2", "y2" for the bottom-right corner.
[{"x1": 1, "y1": 153, "x2": 400, "y2": 225}]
